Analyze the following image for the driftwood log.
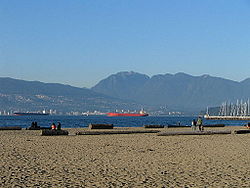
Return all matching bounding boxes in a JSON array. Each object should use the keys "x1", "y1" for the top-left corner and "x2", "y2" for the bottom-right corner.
[
  {"x1": 166, "y1": 124, "x2": 225, "y2": 128},
  {"x1": 144, "y1": 125, "x2": 165, "y2": 128},
  {"x1": 203, "y1": 124, "x2": 225, "y2": 127},
  {"x1": 27, "y1": 127, "x2": 51, "y2": 130},
  {"x1": 167, "y1": 125, "x2": 190, "y2": 128},
  {"x1": 76, "y1": 130, "x2": 160, "y2": 135},
  {"x1": 42, "y1": 129, "x2": 68, "y2": 136},
  {"x1": 0, "y1": 126, "x2": 22, "y2": 130},
  {"x1": 158, "y1": 130, "x2": 231, "y2": 136},
  {"x1": 234, "y1": 130, "x2": 250, "y2": 134},
  {"x1": 89, "y1": 124, "x2": 114, "y2": 129}
]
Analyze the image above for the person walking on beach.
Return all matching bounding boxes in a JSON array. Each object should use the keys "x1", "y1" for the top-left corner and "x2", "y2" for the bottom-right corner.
[
  {"x1": 191, "y1": 119, "x2": 197, "y2": 131},
  {"x1": 197, "y1": 116, "x2": 203, "y2": 131}
]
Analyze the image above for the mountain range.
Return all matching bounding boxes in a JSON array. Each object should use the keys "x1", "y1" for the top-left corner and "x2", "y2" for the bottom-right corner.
[
  {"x1": 1, "y1": 72, "x2": 250, "y2": 114},
  {"x1": 0, "y1": 77, "x2": 142, "y2": 113},
  {"x1": 92, "y1": 71, "x2": 250, "y2": 112}
]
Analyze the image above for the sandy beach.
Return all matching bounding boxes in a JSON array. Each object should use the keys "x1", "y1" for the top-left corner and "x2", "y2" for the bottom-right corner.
[{"x1": 0, "y1": 126, "x2": 249, "y2": 187}]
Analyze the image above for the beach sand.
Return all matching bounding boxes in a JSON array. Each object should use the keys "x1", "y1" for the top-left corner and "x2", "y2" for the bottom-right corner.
[{"x1": 0, "y1": 126, "x2": 249, "y2": 187}]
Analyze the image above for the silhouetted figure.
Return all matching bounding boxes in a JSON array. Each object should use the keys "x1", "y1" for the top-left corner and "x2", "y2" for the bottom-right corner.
[
  {"x1": 57, "y1": 122, "x2": 61, "y2": 130},
  {"x1": 28, "y1": 121, "x2": 40, "y2": 130},
  {"x1": 31, "y1": 122, "x2": 35, "y2": 128},
  {"x1": 34, "y1": 122, "x2": 38, "y2": 128}
]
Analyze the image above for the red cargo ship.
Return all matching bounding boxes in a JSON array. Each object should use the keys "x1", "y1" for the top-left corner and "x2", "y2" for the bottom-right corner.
[{"x1": 107, "y1": 110, "x2": 148, "y2": 117}]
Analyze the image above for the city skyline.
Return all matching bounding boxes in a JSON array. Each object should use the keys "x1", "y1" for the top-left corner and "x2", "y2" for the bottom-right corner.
[{"x1": 1, "y1": 0, "x2": 250, "y2": 88}]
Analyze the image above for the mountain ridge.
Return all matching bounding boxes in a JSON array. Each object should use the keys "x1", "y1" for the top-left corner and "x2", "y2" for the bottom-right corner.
[
  {"x1": 92, "y1": 71, "x2": 250, "y2": 112},
  {"x1": 1, "y1": 72, "x2": 250, "y2": 114},
  {"x1": 0, "y1": 77, "x2": 145, "y2": 113}
]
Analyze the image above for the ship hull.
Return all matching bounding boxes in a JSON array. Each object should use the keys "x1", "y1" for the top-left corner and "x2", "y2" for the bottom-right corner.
[
  {"x1": 107, "y1": 113, "x2": 148, "y2": 117},
  {"x1": 13, "y1": 113, "x2": 49, "y2": 116}
]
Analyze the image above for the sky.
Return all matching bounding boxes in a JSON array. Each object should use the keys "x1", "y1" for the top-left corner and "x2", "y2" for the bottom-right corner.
[{"x1": 1, "y1": 0, "x2": 250, "y2": 88}]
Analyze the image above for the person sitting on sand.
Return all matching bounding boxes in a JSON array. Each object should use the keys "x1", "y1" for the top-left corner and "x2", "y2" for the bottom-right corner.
[
  {"x1": 31, "y1": 122, "x2": 35, "y2": 128},
  {"x1": 51, "y1": 123, "x2": 56, "y2": 130},
  {"x1": 197, "y1": 116, "x2": 203, "y2": 131},
  {"x1": 34, "y1": 122, "x2": 39, "y2": 128},
  {"x1": 246, "y1": 123, "x2": 250, "y2": 129},
  {"x1": 57, "y1": 122, "x2": 61, "y2": 130},
  {"x1": 191, "y1": 119, "x2": 197, "y2": 131}
]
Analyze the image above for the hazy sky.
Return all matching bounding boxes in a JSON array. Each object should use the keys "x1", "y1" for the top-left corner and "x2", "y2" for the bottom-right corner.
[{"x1": 1, "y1": 0, "x2": 250, "y2": 88}]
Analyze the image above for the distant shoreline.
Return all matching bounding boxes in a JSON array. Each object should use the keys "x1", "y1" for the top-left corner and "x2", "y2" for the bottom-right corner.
[{"x1": 204, "y1": 115, "x2": 250, "y2": 120}]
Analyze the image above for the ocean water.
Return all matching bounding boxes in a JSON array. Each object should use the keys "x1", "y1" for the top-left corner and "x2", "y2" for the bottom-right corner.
[{"x1": 0, "y1": 115, "x2": 248, "y2": 128}]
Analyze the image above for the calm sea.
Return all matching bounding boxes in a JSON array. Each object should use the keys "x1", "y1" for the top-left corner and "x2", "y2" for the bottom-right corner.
[{"x1": 0, "y1": 115, "x2": 248, "y2": 128}]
